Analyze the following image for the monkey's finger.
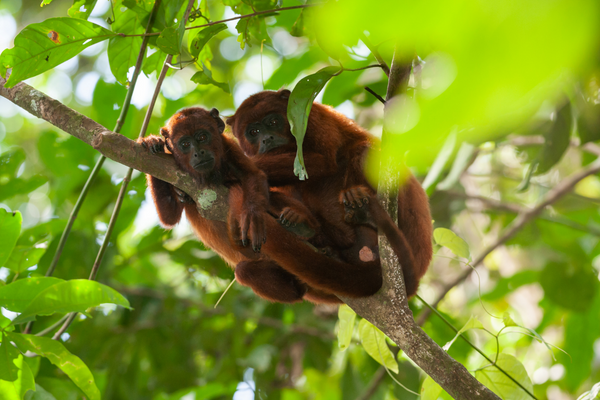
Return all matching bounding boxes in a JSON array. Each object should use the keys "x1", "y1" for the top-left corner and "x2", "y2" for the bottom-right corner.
[{"x1": 240, "y1": 214, "x2": 250, "y2": 246}]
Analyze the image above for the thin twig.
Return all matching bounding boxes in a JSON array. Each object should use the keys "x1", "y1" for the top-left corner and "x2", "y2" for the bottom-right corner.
[
  {"x1": 419, "y1": 157, "x2": 600, "y2": 324},
  {"x1": 360, "y1": 33, "x2": 390, "y2": 76},
  {"x1": 365, "y1": 86, "x2": 386, "y2": 105}
]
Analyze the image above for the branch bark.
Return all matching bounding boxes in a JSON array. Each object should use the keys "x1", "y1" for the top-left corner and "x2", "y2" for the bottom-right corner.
[{"x1": 1, "y1": 71, "x2": 500, "y2": 398}]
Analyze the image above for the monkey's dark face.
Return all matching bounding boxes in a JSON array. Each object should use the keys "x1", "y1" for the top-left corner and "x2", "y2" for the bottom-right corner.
[
  {"x1": 162, "y1": 107, "x2": 226, "y2": 181},
  {"x1": 226, "y1": 89, "x2": 293, "y2": 156},
  {"x1": 176, "y1": 128, "x2": 217, "y2": 172},
  {"x1": 244, "y1": 113, "x2": 291, "y2": 154}
]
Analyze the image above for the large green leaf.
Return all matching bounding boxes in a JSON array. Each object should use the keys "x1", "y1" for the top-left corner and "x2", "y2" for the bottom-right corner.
[
  {"x1": 0, "y1": 210, "x2": 21, "y2": 268},
  {"x1": 0, "y1": 176, "x2": 48, "y2": 203},
  {"x1": 0, "y1": 332, "x2": 20, "y2": 382},
  {"x1": 108, "y1": 5, "x2": 145, "y2": 85},
  {"x1": 420, "y1": 376, "x2": 444, "y2": 400},
  {"x1": 11, "y1": 279, "x2": 131, "y2": 325},
  {"x1": 191, "y1": 68, "x2": 229, "y2": 93},
  {"x1": 156, "y1": 26, "x2": 181, "y2": 55},
  {"x1": 442, "y1": 315, "x2": 484, "y2": 351},
  {"x1": 358, "y1": 319, "x2": 398, "y2": 373},
  {"x1": 9, "y1": 333, "x2": 101, "y2": 400},
  {"x1": 142, "y1": 49, "x2": 167, "y2": 77},
  {"x1": 475, "y1": 354, "x2": 533, "y2": 400},
  {"x1": 337, "y1": 305, "x2": 356, "y2": 351},
  {"x1": 0, "y1": 277, "x2": 64, "y2": 313},
  {"x1": 0, "y1": 18, "x2": 114, "y2": 87},
  {"x1": 4, "y1": 247, "x2": 46, "y2": 274},
  {"x1": 189, "y1": 24, "x2": 227, "y2": 59},
  {"x1": 287, "y1": 66, "x2": 340, "y2": 180},
  {"x1": 433, "y1": 228, "x2": 471, "y2": 260}
]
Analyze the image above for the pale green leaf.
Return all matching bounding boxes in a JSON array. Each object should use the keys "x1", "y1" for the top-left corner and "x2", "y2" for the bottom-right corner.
[
  {"x1": 0, "y1": 18, "x2": 114, "y2": 87},
  {"x1": 420, "y1": 376, "x2": 444, "y2": 400},
  {"x1": 0, "y1": 209, "x2": 21, "y2": 268},
  {"x1": 287, "y1": 66, "x2": 340, "y2": 180},
  {"x1": 9, "y1": 333, "x2": 100, "y2": 400},
  {"x1": 475, "y1": 354, "x2": 533, "y2": 400},
  {"x1": 11, "y1": 279, "x2": 131, "y2": 325},
  {"x1": 358, "y1": 319, "x2": 398, "y2": 373},
  {"x1": 0, "y1": 354, "x2": 35, "y2": 400},
  {"x1": 503, "y1": 312, "x2": 518, "y2": 327},
  {"x1": 443, "y1": 315, "x2": 483, "y2": 351},
  {"x1": 337, "y1": 305, "x2": 356, "y2": 351},
  {"x1": 433, "y1": 228, "x2": 470, "y2": 260},
  {"x1": 26, "y1": 384, "x2": 58, "y2": 400},
  {"x1": 0, "y1": 333, "x2": 20, "y2": 382},
  {"x1": 4, "y1": 247, "x2": 46, "y2": 274},
  {"x1": 68, "y1": 0, "x2": 98, "y2": 20},
  {"x1": 0, "y1": 277, "x2": 64, "y2": 313}
]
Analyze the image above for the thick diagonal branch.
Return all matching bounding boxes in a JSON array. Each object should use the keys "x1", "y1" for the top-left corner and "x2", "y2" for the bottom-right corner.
[{"x1": 0, "y1": 76, "x2": 228, "y2": 221}]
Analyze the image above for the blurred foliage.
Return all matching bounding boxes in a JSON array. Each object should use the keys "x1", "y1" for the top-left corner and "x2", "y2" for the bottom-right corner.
[{"x1": 0, "y1": 0, "x2": 600, "y2": 399}]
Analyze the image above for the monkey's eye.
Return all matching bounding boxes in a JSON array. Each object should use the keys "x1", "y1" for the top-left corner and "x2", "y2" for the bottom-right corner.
[
  {"x1": 181, "y1": 141, "x2": 191, "y2": 148},
  {"x1": 197, "y1": 133, "x2": 207, "y2": 142},
  {"x1": 269, "y1": 118, "x2": 277, "y2": 126},
  {"x1": 249, "y1": 128, "x2": 259, "y2": 137}
]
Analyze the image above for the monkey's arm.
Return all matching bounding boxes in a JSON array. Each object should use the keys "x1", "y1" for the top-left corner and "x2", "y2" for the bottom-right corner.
[{"x1": 253, "y1": 151, "x2": 338, "y2": 185}]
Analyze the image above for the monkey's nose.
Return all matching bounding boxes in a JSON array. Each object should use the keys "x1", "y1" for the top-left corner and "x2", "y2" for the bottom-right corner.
[{"x1": 262, "y1": 136, "x2": 274, "y2": 144}]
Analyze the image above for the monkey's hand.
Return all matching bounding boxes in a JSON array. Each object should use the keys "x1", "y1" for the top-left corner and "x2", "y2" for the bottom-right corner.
[
  {"x1": 172, "y1": 187, "x2": 194, "y2": 204},
  {"x1": 278, "y1": 207, "x2": 317, "y2": 239},
  {"x1": 341, "y1": 186, "x2": 374, "y2": 226},
  {"x1": 232, "y1": 210, "x2": 267, "y2": 253},
  {"x1": 139, "y1": 135, "x2": 166, "y2": 155}
]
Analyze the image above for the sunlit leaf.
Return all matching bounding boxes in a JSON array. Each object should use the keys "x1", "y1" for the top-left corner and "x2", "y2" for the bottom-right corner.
[
  {"x1": 502, "y1": 312, "x2": 518, "y2": 327},
  {"x1": 0, "y1": 354, "x2": 35, "y2": 399},
  {"x1": 0, "y1": 18, "x2": 114, "y2": 87},
  {"x1": 420, "y1": 376, "x2": 444, "y2": 400},
  {"x1": 337, "y1": 305, "x2": 356, "y2": 351},
  {"x1": 0, "y1": 210, "x2": 21, "y2": 268},
  {"x1": 191, "y1": 68, "x2": 230, "y2": 93},
  {"x1": 4, "y1": 247, "x2": 46, "y2": 274},
  {"x1": 0, "y1": 277, "x2": 64, "y2": 312},
  {"x1": 287, "y1": 66, "x2": 340, "y2": 180},
  {"x1": 358, "y1": 319, "x2": 398, "y2": 373},
  {"x1": 189, "y1": 24, "x2": 227, "y2": 59},
  {"x1": 11, "y1": 279, "x2": 131, "y2": 325},
  {"x1": 443, "y1": 315, "x2": 483, "y2": 351},
  {"x1": 433, "y1": 228, "x2": 470, "y2": 260},
  {"x1": 68, "y1": 0, "x2": 98, "y2": 20},
  {"x1": 0, "y1": 332, "x2": 20, "y2": 382},
  {"x1": 142, "y1": 49, "x2": 167, "y2": 77},
  {"x1": 108, "y1": 5, "x2": 145, "y2": 85},
  {"x1": 475, "y1": 354, "x2": 533, "y2": 400},
  {"x1": 9, "y1": 333, "x2": 101, "y2": 400}
]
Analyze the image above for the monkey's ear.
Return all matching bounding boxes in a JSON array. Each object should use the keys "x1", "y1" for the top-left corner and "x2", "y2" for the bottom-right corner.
[
  {"x1": 210, "y1": 108, "x2": 226, "y2": 134},
  {"x1": 225, "y1": 115, "x2": 235, "y2": 126},
  {"x1": 279, "y1": 89, "x2": 291, "y2": 99},
  {"x1": 160, "y1": 127, "x2": 169, "y2": 138}
]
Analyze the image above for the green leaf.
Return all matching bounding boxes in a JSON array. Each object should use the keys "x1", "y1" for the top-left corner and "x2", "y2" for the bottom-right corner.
[
  {"x1": 540, "y1": 262, "x2": 598, "y2": 311},
  {"x1": 68, "y1": 0, "x2": 98, "y2": 20},
  {"x1": 358, "y1": 319, "x2": 398, "y2": 374},
  {"x1": 4, "y1": 247, "x2": 46, "y2": 274},
  {"x1": 475, "y1": 354, "x2": 533, "y2": 400},
  {"x1": 189, "y1": 24, "x2": 227, "y2": 59},
  {"x1": 443, "y1": 315, "x2": 484, "y2": 351},
  {"x1": 0, "y1": 149, "x2": 26, "y2": 177},
  {"x1": 422, "y1": 131, "x2": 457, "y2": 193},
  {"x1": 235, "y1": 16, "x2": 270, "y2": 50},
  {"x1": 108, "y1": 5, "x2": 145, "y2": 85},
  {"x1": 578, "y1": 102, "x2": 600, "y2": 144},
  {"x1": 0, "y1": 332, "x2": 20, "y2": 382},
  {"x1": 0, "y1": 277, "x2": 64, "y2": 312},
  {"x1": 287, "y1": 66, "x2": 340, "y2": 180},
  {"x1": 420, "y1": 376, "x2": 444, "y2": 400},
  {"x1": 191, "y1": 68, "x2": 230, "y2": 93},
  {"x1": 9, "y1": 333, "x2": 101, "y2": 400},
  {"x1": 0, "y1": 176, "x2": 48, "y2": 203},
  {"x1": 0, "y1": 210, "x2": 22, "y2": 268},
  {"x1": 433, "y1": 228, "x2": 471, "y2": 260},
  {"x1": 156, "y1": 26, "x2": 180, "y2": 55},
  {"x1": 142, "y1": 50, "x2": 167, "y2": 77},
  {"x1": 0, "y1": 18, "x2": 114, "y2": 87},
  {"x1": 11, "y1": 279, "x2": 131, "y2": 325},
  {"x1": 502, "y1": 312, "x2": 518, "y2": 327},
  {"x1": 337, "y1": 305, "x2": 356, "y2": 351},
  {"x1": 535, "y1": 101, "x2": 572, "y2": 174},
  {"x1": 0, "y1": 354, "x2": 35, "y2": 400},
  {"x1": 26, "y1": 384, "x2": 58, "y2": 400}
]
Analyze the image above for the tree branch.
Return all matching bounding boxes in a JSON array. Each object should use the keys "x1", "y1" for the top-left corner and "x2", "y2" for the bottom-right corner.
[
  {"x1": 419, "y1": 156, "x2": 600, "y2": 324},
  {"x1": 0, "y1": 76, "x2": 229, "y2": 222}
]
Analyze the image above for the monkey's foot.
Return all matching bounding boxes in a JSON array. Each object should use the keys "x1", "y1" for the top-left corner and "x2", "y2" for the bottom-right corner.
[
  {"x1": 173, "y1": 187, "x2": 194, "y2": 204},
  {"x1": 140, "y1": 135, "x2": 166, "y2": 155}
]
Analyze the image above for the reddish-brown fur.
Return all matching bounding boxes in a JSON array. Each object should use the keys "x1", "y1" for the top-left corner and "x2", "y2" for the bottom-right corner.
[
  {"x1": 140, "y1": 107, "x2": 386, "y2": 304},
  {"x1": 227, "y1": 90, "x2": 433, "y2": 297}
]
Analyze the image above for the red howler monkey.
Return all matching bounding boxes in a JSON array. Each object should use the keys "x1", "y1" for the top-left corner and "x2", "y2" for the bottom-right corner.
[
  {"x1": 226, "y1": 90, "x2": 433, "y2": 297},
  {"x1": 139, "y1": 107, "x2": 389, "y2": 304}
]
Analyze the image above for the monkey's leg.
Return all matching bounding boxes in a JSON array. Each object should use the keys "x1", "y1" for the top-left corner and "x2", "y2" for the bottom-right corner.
[{"x1": 235, "y1": 260, "x2": 307, "y2": 303}]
